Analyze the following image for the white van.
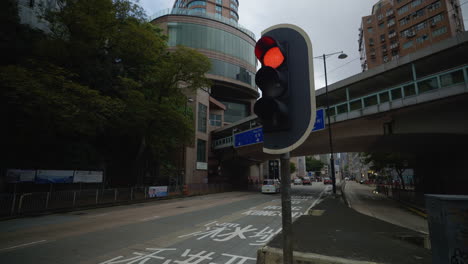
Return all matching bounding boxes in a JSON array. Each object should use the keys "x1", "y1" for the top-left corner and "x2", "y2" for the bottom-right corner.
[{"x1": 261, "y1": 179, "x2": 280, "y2": 194}]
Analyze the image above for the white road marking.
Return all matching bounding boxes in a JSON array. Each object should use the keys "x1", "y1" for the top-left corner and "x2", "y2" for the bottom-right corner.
[
  {"x1": 305, "y1": 186, "x2": 331, "y2": 213},
  {"x1": 86, "y1": 213, "x2": 109, "y2": 218},
  {"x1": 0, "y1": 240, "x2": 47, "y2": 251},
  {"x1": 139, "y1": 216, "x2": 161, "y2": 222}
]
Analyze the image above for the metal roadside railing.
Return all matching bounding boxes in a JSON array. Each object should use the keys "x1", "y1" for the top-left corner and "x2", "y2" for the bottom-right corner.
[{"x1": 0, "y1": 183, "x2": 232, "y2": 217}]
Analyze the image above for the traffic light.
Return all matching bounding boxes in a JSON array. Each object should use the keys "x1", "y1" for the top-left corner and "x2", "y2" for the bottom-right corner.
[
  {"x1": 254, "y1": 36, "x2": 289, "y2": 132},
  {"x1": 253, "y1": 24, "x2": 316, "y2": 154}
]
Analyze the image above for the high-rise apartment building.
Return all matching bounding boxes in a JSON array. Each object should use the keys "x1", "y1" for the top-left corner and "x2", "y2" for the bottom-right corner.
[{"x1": 359, "y1": 0, "x2": 465, "y2": 71}]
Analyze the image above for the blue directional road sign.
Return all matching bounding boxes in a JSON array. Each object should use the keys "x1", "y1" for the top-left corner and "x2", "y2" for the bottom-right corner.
[
  {"x1": 233, "y1": 109, "x2": 325, "y2": 148},
  {"x1": 234, "y1": 127, "x2": 264, "y2": 148},
  {"x1": 312, "y1": 108, "x2": 325, "y2": 132}
]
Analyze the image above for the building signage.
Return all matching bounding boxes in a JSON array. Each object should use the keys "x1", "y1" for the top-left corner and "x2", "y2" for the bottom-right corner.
[
  {"x1": 73, "y1": 171, "x2": 103, "y2": 183},
  {"x1": 36, "y1": 170, "x2": 74, "y2": 184},
  {"x1": 234, "y1": 127, "x2": 264, "y2": 148},
  {"x1": 312, "y1": 108, "x2": 325, "y2": 132},
  {"x1": 196, "y1": 162, "x2": 208, "y2": 170},
  {"x1": 6, "y1": 169, "x2": 36, "y2": 183},
  {"x1": 148, "y1": 186, "x2": 168, "y2": 198}
]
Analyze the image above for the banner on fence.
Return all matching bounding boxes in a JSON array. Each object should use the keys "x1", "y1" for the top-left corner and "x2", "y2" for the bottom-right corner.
[
  {"x1": 148, "y1": 186, "x2": 168, "y2": 198},
  {"x1": 36, "y1": 170, "x2": 74, "y2": 184},
  {"x1": 73, "y1": 171, "x2": 103, "y2": 183},
  {"x1": 6, "y1": 169, "x2": 36, "y2": 183}
]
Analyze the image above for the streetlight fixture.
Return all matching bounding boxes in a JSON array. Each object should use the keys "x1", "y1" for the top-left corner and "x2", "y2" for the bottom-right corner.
[{"x1": 314, "y1": 51, "x2": 347, "y2": 194}]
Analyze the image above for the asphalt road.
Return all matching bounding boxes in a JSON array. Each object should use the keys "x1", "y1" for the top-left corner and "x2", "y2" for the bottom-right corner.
[{"x1": 0, "y1": 183, "x2": 329, "y2": 264}]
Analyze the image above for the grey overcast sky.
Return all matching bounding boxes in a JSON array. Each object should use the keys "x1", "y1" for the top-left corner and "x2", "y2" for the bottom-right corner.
[{"x1": 139, "y1": 0, "x2": 468, "y2": 89}]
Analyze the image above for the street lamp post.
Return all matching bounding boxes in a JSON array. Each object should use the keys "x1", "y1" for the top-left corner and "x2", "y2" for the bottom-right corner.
[{"x1": 315, "y1": 52, "x2": 347, "y2": 194}]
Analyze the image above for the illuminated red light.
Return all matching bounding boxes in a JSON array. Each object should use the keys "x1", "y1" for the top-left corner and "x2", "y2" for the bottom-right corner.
[{"x1": 263, "y1": 47, "x2": 284, "y2": 69}]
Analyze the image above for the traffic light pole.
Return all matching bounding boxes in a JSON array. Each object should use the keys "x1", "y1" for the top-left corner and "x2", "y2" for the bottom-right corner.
[{"x1": 280, "y1": 152, "x2": 293, "y2": 264}]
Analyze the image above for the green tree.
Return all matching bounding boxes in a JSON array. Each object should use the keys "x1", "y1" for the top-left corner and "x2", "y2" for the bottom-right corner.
[
  {"x1": 361, "y1": 152, "x2": 412, "y2": 190},
  {"x1": 306, "y1": 156, "x2": 325, "y2": 172},
  {"x1": 0, "y1": 0, "x2": 211, "y2": 184},
  {"x1": 290, "y1": 162, "x2": 297, "y2": 174}
]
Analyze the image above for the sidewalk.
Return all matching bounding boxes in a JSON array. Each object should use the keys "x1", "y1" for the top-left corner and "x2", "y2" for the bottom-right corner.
[
  {"x1": 257, "y1": 184, "x2": 432, "y2": 264},
  {"x1": 344, "y1": 181, "x2": 429, "y2": 235}
]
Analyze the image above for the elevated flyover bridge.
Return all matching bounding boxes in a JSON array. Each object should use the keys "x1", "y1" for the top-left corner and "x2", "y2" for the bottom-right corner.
[{"x1": 212, "y1": 32, "x2": 468, "y2": 194}]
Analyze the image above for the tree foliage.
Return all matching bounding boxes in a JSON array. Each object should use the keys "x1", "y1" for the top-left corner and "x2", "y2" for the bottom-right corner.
[
  {"x1": 361, "y1": 152, "x2": 412, "y2": 189},
  {"x1": 306, "y1": 156, "x2": 325, "y2": 172},
  {"x1": 290, "y1": 162, "x2": 297, "y2": 174},
  {"x1": 0, "y1": 0, "x2": 211, "y2": 184}
]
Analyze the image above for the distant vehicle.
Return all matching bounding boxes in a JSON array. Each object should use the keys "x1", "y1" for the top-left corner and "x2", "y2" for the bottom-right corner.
[
  {"x1": 262, "y1": 179, "x2": 281, "y2": 193},
  {"x1": 359, "y1": 179, "x2": 366, "y2": 184},
  {"x1": 302, "y1": 176, "x2": 312, "y2": 185},
  {"x1": 323, "y1": 177, "x2": 332, "y2": 184},
  {"x1": 315, "y1": 177, "x2": 321, "y2": 182},
  {"x1": 293, "y1": 178, "x2": 302, "y2": 185},
  {"x1": 345, "y1": 177, "x2": 350, "y2": 181}
]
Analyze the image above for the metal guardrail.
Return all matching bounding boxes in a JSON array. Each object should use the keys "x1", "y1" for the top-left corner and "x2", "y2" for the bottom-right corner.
[{"x1": 0, "y1": 184, "x2": 232, "y2": 217}]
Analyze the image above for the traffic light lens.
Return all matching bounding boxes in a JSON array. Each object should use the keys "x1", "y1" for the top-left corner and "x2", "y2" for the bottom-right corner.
[
  {"x1": 263, "y1": 47, "x2": 284, "y2": 69},
  {"x1": 255, "y1": 36, "x2": 276, "y2": 61}
]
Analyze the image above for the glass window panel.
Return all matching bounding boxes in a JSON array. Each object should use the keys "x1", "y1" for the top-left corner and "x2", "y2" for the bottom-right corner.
[
  {"x1": 219, "y1": 101, "x2": 249, "y2": 123},
  {"x1": 391, "y1": 88, "x2": 402, "y2": 100},
  {"x1": 327, "y1": 107, "x2": 336, "y2": 117},
  {"x1": 404, "y1": 83, "x2": 416, "y2": 97},
  {"x1": 418, "y1": 77, "x2": 438, "y2": 93},
  {"x1": 350, "y1": 100, "x2": 362, "y2": 111},
  {"x1": 379, "y1": 91, "x2": 390, "y2": 103},
  {"x1": 364, "y1": 95, "x2": 378, "y2": 107},
  {"x1": 198, "y1": 103, "x2": 207, "y2": 133},
  {"x1": 210, "y1": 114, "x2": 222, "y2": 126},
  {"x1": 197, "y1": 139, "x2": 206, "y2": 162},
  {"x1": 337, "y1": 104, "x2": 348, "y2": 114},
  {"x1": 167, "y1": 23, "x2": 255, "y2": 67},
  {"x1": 440, "y1": 70, "x2": 465, "y2": 87}
]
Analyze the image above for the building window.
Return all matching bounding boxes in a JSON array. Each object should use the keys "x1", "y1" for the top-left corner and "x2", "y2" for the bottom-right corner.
[
  {"x1": 215, "y1": 5, "x2": 222, "y2": 13},
  {"x1": 411, "y1": 0, "x2": 422, "y2": 8},
  {"x1": 369, "y1": 38, "x2": 374, "y2": 46},
  {"x1": 198, "y1": 103, "x2": 207, "y2": 133},
  {"x1": 380, "y1": 34, "x2": 386, "y2": 42},
  {"x1": 188, "y1": 1, "x2": 206, "y2": 8},
  {"x1": 367, "y1": 18, "x2": 372, "y2": 24},
  {"x1": 428, "y1": 1, "x2": 441, "y2": 12},
  {"x1": 210, "y1": 114, "x2": 222, "y2": 126},
  {"x1": 230, "y1": 10, "x2": 238, "y2": 20},
  {"x1": 216, "y1": 0, "x2": 222, "y2": 4},
  {"x1": 403, "y1": 40, "x2": 414, "y2": 49},
  {"x1": 220, "y1": 101, "x2": 249, "y2": 123},
  {"x1": 197, "y1": 139, "x2": 207, "y2": 162},
  {"x1": 230, "y1": 3, "x2": 237, "y2": 11},
  {"x1": 367, "y1": 27, "x2": 373, "y2": 33},
  {"x1": 191, "y1": 7, "x2": 206, "y2": 13},
  {"x1": 398, "y1": 4, "x2": 410, "y2": 15},
  {"x1": 414, "y1": 21, "x2": 426, "y2": 32},
  {"x1": 416, "y1": 34, "x2": 428, "y2": 43},
  {"x1": 432, "y1": 26, "x2": 447, "y2": 37},
  {"x1": 379, "y1": 22, "x2": 385, "y2": 29}
]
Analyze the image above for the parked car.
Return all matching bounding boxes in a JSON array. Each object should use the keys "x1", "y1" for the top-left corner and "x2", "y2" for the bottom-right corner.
[
  {"x1": 323, "y1": 177, "x2": 332, "y2": 184},
  {"x1": 359, "y1": 179, "x2": 366, "y2": 184},
  {"x1": 262, "y1": 179, "x2": 281, "y2": 193},
  {"x1": 302, "y1": 176, "x2": 312, "y2": 185},
  {"x1": 293, "y1": 178, "x2": 302, "y2": 185}
]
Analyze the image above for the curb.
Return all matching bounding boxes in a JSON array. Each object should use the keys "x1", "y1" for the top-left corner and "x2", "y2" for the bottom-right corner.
[
  {"x1": 256, "y1": 246, "x2": 381, "y2": 264},
  {"x1": 397, "y1": 201, "x2": 428, "y2": 219}
]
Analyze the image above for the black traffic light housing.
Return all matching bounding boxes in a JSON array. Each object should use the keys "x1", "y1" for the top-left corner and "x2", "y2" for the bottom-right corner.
[{"x1": 253, "y1": 24, "x2": 316, "y2": 154}]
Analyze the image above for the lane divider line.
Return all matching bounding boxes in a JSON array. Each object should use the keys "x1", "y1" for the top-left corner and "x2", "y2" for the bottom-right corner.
[{"x1": 0, "y1": 240, "x2": 47, "y2": 251}]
